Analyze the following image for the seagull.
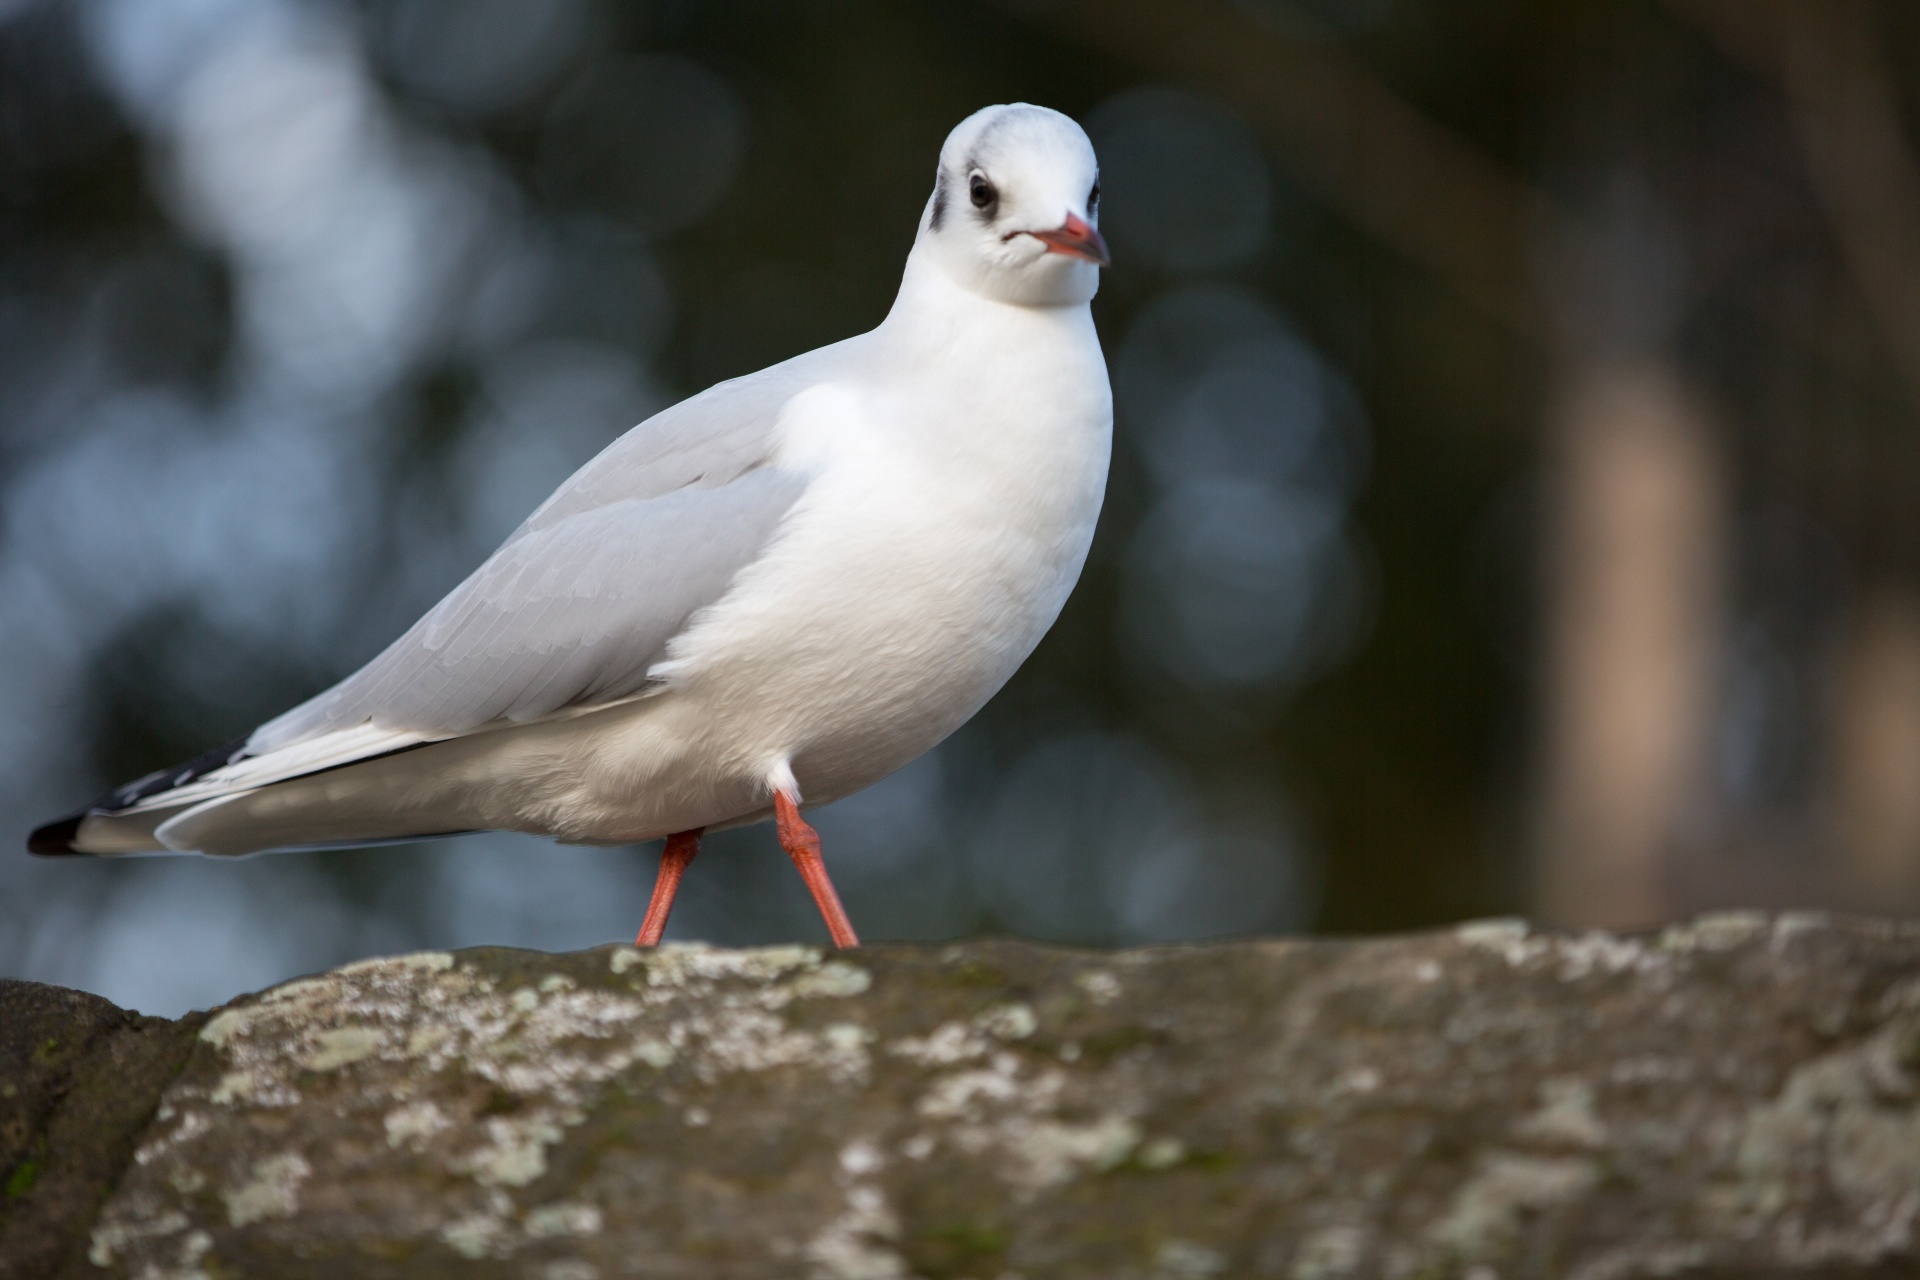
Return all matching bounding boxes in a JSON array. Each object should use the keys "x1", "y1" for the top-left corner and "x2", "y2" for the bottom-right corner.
[{"x1": 29, "y1": 103, "x2": 1112, "y2": 950}]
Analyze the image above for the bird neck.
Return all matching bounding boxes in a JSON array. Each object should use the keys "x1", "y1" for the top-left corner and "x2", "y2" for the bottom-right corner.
[{"x1": 877, "y1": 242, "x2": 1092, "y2": 360}]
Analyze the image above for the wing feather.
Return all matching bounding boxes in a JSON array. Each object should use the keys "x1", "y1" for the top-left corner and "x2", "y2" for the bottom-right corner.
[
  {"x1": 246, "y1": 347, "x2": 848, "y2": 756},
  {"x1": 45, "y1": 343, "x2": 856, "y2": 855},
  {"x1": 252, "y1": 468, "x2": 805, "y2": 751}
]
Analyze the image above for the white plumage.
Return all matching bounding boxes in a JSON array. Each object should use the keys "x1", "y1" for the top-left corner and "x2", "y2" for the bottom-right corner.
[{"x1": 33, "y1": 103, "x2": 1112, "y2": 943}]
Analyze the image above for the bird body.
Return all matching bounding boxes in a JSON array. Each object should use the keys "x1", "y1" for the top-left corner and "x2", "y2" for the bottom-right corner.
[{"x1": 32, "y1": 103, "x2": 1112, "y2": 946}]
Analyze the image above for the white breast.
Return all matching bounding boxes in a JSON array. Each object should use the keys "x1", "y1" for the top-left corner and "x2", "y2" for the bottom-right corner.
[{"x1": 562, "y1": 285, "x2": 1112, "y2": 838}]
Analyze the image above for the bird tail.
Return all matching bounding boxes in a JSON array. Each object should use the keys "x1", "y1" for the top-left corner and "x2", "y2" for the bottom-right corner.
[
  {"x1": 30, "y1": 734, "x2": 253, "y2": 856},
  {"x1": 27, "y1": 724, "x2": 461, "y2": 858}
]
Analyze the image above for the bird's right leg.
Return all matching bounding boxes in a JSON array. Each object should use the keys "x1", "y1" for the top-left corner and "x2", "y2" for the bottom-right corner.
[
  {"x1": 635, "y1": 828, "x2": 702, "y2": 946},
  {"x1": 773, "y1": 791, "x2": 861, "y2": 949}
]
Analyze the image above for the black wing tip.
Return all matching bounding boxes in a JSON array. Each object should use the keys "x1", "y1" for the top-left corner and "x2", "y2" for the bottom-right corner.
[
  {"x1": 103, "y1": 733, "x2": 252, "y2": 811},
  {"x1": 27, "y1": 813, "x2": 86, "y2": 857},
  {"x1": 29, "y1": 734, "x2": 256, "y2": 858}
]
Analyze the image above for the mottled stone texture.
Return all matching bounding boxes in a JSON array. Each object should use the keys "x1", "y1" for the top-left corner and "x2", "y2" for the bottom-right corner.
[
  {"x1": 0, "y1": 982, "x2": 203, "y2": 1280},
  {"x1": 5, "y1": 916, "x2": 1920, "y2": 1279}
]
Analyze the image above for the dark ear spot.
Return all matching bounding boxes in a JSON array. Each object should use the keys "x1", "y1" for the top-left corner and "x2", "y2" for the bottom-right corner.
[{"x1": 930, "y1": 169, "x2": 949, "y2": 231}]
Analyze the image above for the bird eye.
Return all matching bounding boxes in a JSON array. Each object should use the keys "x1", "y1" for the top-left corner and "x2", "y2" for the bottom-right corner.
[
  {"x1": 1088, "y1": 180, "x2": 1100, "y2": 214},
  {"x1": 969, "y1": 171, "x2": 997, "y2": 211}
]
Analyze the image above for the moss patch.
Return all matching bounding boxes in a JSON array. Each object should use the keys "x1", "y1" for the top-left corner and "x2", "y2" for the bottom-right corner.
[
  {"x1": 905, "y1": 1220, "x2": 1010, "y2": 1277},
  {"x1": 5, "y1": 1156, "x2": 40, "y2": 1200}
]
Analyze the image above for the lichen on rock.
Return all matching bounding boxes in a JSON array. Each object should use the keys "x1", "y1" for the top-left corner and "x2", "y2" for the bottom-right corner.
[{"x1": 5, "y1": 917, "x2": 1920, "y2": 1278}]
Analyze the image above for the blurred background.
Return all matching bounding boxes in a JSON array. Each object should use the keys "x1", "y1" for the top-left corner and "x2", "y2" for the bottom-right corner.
[{"x1": 4, "y1": 0, "x2": 1919, "y2": 1016}]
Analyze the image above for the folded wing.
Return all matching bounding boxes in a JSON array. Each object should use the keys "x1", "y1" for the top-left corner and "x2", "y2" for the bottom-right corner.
[
  {"x1": 251, "y1": 465, "x2": 805, "y2": 749},
  {"x1": 37, "y1": 347, "x2": 843, "y2": 854}
]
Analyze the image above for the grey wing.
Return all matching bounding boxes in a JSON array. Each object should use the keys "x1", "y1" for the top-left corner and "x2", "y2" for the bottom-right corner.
[
  {"x1": 247, "y1": 352, "x2": 843, "y2": 754},
  {"x1": 516, "y1": 338, "x2": 851, "y2": 533},
  {"x1": 249, "y1": 469, "x2": 804, "y2": 751}
]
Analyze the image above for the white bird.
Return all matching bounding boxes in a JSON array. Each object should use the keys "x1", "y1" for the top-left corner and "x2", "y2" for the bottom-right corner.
[{"x1": 30, "y1": 103, "x2": 1113, "y2": 949}]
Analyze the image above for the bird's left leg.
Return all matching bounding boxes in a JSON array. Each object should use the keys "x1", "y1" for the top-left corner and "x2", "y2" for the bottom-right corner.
[
  {"x1": 635, "y1": 828, "x2": 702, "y2": 946},
  {"x1": 772, "y1": 791, "x2": 860, "y2": 948}
]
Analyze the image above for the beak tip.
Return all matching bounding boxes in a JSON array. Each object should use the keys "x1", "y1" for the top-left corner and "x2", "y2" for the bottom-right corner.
[{"x1": 1031, "y1": 214, "x2": 1112, "y2": 268}]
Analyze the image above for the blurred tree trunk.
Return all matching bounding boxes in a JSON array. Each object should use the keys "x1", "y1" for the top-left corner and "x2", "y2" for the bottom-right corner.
[
  {"x1": 1678, "y1": 0, "x2": 1920, "y2": 910},
  {"x1": 1534, "y1": 363, "x2": 1723, "y2": 927},
  {"x1": 1832, "y1": 591, "x2": 1920, "y2": 909},
  {"x1": 1024, "y1": 0, "x2": 1810, "y2": 928},
  {"x1": 1769, "y1": 1, "x2": 1920, "y2": 915}
]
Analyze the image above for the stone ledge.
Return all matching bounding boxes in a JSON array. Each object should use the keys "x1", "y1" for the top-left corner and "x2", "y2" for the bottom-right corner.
[{"x1": 4, "y1": 914, "x2": 1920, "y2": 1279}]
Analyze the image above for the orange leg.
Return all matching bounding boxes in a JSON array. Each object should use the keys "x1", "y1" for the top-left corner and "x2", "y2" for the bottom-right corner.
[
  {"x1": 773, "y1": 791, "x2": 860, "y2": 948},
  {"x1": 635, "y1": 828, "x2": 702, "y2": 946}
]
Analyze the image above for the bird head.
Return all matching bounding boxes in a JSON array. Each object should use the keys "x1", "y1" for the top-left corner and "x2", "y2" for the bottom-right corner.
[{"x1": 919, "y1": 103, "x2": 1107, "y2": 308}]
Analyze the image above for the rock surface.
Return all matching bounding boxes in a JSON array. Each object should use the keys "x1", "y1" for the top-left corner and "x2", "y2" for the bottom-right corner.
[{"x1": 5, "y1": 915, "x2": 1920, "y2": 1278}]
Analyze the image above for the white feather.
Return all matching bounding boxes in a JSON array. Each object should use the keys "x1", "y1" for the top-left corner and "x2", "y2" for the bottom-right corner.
[{"x1": 64, "y1": 103, "x2": 1112, "y2": 857}]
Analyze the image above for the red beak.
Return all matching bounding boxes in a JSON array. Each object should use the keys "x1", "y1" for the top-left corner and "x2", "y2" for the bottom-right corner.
[{"x1": 1027, "y1": 213, "x2": 1111, "y2": 267}]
